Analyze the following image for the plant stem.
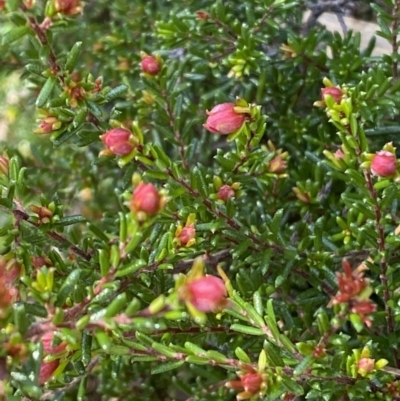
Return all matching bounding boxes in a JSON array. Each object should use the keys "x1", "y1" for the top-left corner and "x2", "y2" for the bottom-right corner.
[
  {"x1": 392, "y1": 0, "x2": 400, "y2": 80},
  {"x1": 362, "y1": 168, "x2": 399, "y2": 367}
]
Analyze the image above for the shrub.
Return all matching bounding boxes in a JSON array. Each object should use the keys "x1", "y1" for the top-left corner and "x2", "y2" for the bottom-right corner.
[{"x1": 2, "y1": 0, "x2": 400, "y2": 400}]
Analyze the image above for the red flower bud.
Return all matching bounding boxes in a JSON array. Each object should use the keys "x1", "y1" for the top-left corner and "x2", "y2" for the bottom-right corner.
[
  {"x1": 204, "y1": 103, "x2": 245, "y2": 135},
  {"x1": 321, "y1": 87, "x2": 343, "y2": 104},
  {"x1": 100, "y1": 128, "x2": 135, "y2": 156},
  {"x1": 186, "y1": 276, "x2": 227, "y2": 312},
  {"x1": 241, "y1": 372, "x2": 263, "y2": 393},
  {"x1": 371, "y1": 150, "x2": 397, "y2": 177},
  {"x1": 178, "y1": 224, "x2": 196, "y2": 246},
  {"x1": 141, "y1": 56, "x2": 161, "y2": 75},
  {"x1": 130, "y1": 183, "x2": 161, "y2": 216},
  {"x1": 217, "y1": 185, "x2": 235, "y2": 201},
  {"x1": 39, "y1": 359, "x2": 60, "y2": 384}
]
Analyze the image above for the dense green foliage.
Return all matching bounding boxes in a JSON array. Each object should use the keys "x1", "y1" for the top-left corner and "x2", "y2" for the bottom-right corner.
[{"x1": 2, "y1": 0, "x2": 400, "y2": 400}]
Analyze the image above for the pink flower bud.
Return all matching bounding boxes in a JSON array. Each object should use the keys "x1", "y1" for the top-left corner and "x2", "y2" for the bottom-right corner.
[
  {"x1": 204, "y1": 103, "x2": 245, "y2": 135},
  {"x1": 371, "y1": 150, "x2": 397, "y2": 177},
  {"x1": 321, "y1": 87, "x2": 343, "y2": 104},
  {"x1": 334, "y1": 149, "x2": 345, "y2": 159},
  {"x1": 358, "y1": 358, "x2": 375, "y2": 377},
  {"x1": 100, "y1": 128, "x2": 135, "y2": 156},
  {"x1": 141, "y1": 56, "x2": 161, "y2": 75},
  {"x1": 186, "y1": 276, "x2": 227, "y2": 312},
  {"x1": 178, "y1": 224, "x2": 196, "y2": 246},
  {"x1": 241, "y1": 372, "x2": 263, "y2": 393},
  {"x1": 41, "y1": 117, "x2": 59, "y2": 133},
  {"x1": 217, "y1": 185, "x2": 235, "y2": 201},
  {"x1": 130, "y1": 183, "x2": 161, "y2": 216},
  {"x1": 39, "y1": 359, "x2": 59, "y2": 384}
]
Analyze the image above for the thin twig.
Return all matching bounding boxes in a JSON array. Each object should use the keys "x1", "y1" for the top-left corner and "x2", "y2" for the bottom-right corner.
[
  {"x1": 13, "y1": 207, "x2": 92, "y2": 261},
  {"x1": 19, "y1": 2, "x2": 101, "y2": 127},
  {"x1": 19, "y1": 2, "x2": 61, "y2": 77},
  {"x1": 362, "y1": 168, "x2": 399, "y2": 367},
  {"x1": 161, "y1": 88, "x2": 189, "y2": 169}
]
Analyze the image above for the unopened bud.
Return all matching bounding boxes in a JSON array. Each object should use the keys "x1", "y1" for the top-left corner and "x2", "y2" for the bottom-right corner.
[
  {"x1": 141, "y1": 55, "x2": 161, "y2": 75},
  {"x1": 371, "y1": 150, "x2": 397, "y2": 177},
  {"x1": 183, "y1": 276, "x2": 227, "y2": 312},
  {"x1": 241, "y1": 372, "x2": 263, "y2": 393},
  {"x1": 217, "y1": 185, "x2": 235, "y2": 201},
  {"x1": 130, "y1": 182, "x2": 161, "y2": 216},
  {"x1": 204, "y1": 103, "x2": 246, "y2": 135},
  {"x1": 176, "y1": 224, "x2": 196, "y2": 247},
  {"x1": 358, "y1": 358, "x2": 375, "y2": 377},
  {"x1": 100, "y1": 128, "x2": 135, "y2": 156},
  {"x1": 321, "y1": 87, "x2": 343, "y2": 104},
  {"x1": 35, "y1": 116, "x2": 61, "y2": 135},
  {"x1": 268, "y1": 155, "x2": 287, "y2": 174}
]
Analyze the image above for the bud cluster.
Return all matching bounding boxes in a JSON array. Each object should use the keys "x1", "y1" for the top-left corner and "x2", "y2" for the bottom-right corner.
[
  {"x1": 175, "y1": 214, "x2": 196, "y2": 247},
  {"x1": 330, "y1": 259, "x2": 376, "y2": 327},
  {"x1": 226, "y1": 366, "x2": 267, "y2": 400}
]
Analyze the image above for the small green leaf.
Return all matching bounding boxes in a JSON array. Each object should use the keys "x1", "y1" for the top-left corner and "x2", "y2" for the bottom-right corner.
[
  {"x1": 99, "y1": 249, "x2": 110, "y2": 277},
  {"x1": 151, "y1": 360, "x2": 185, "y2": 374},
  {"x1": 65, "y1": 41, "x2": 83, "y2": 72},
  {"x1": 105, "y1": 293, "x2": 127, "y2": 318},
  {"x1": 184, "y1": 342, "x2": 206, "y2": 356},
  {"x1": 151, "y1": 342, "x2": 178, "y2": 358},
  {"x1": 104, "y1": 85, "x2": 128, "y2": 101},
  {"x1": 81, "y1": 330, "x2": 92, "y2": 366},
  {"x1": 2, "y1": 26, "x2": 30, "y2": 46},
  {"x1": 264, "y1": 341, "x2": 283, "y2": 366},
  {"x1": 230, "y1": 324, "x2": 264, "y2": 336},
  {"x1": 13, "y1": 302, "x2": 29, "y2": 335},
  {"x1": 293, "y1": 355, "x2": 315, "y2": 376},
  {"x1": 185, "y1": 355, "x2": 209, "y2": 364},
  {"x1": 55, "y1": 270, "x2": 80, "y2": 307},
  {"x1": 235, "y1": 347, "x2": 251, "y2": 363},
  {"x1": 36, "y1": 76, "x2": 57, "y2": 107},
  {"x1": 52, "y1": 215, "x2": 86, "y2": 226},
  {"x1": 206, "y1": 350, "x2": 228, "y2": 363}
]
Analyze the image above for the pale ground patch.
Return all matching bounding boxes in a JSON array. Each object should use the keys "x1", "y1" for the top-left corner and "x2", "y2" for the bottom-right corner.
[{"x1": 303, "y1": 10, "x2": 391, "y2": 56}]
